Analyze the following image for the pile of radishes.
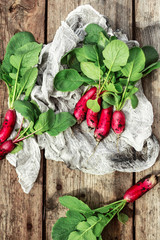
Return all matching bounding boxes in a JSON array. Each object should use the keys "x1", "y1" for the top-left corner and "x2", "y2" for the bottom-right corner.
[
  {"x1": 74, "y1": 86, "x2": 125, "y2": 141},
  {"x1": 0, "y1": 32, "x2": 76, "y2": 160},
  {"x1": 54, "y1": 23, "x2": 160, "y2": 143}
]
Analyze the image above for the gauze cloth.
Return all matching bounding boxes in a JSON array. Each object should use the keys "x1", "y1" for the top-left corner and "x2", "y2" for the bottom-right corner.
[{"x1": 7, "y1": 5, "x2": 159, "y2": 193}]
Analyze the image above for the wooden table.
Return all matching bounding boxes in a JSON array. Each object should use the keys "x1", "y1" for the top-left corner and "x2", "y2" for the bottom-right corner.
[{"x1": 0, "y1": 1, "x2": 160, "y2": 239}]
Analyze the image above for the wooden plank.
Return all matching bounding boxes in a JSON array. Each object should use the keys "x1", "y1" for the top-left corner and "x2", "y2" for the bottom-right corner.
[
  {"x1": 0, "y1": 1, "x2": 45, "y2": 239},
  {"x1": 134, "y1": 1, "x2": 160, "y2": 240},
  {"x1": 46, "y1": 1, "x2": 133, "y2": 239}
]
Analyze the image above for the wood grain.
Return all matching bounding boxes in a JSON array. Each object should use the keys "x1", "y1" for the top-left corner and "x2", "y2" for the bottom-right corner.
[
  {"x1": 135, "y1": 1, "x2": 160, "y2": 240},
  {"x1": 0, "y1": 0, "x2": 45, "y2": 239},
  {"x1": 46, "y1": 1, "x2": 133, "y2": 239}
]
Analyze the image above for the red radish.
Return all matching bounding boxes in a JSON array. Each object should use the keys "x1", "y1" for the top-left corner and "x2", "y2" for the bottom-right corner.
[
  {"x1": 94, "y1": 106, "x2": 113, "y2": 141},
  {"x1": 0, "y1": 140, "x2": 15, "y2": 160},
  {"x1": 74, "y1": 87, "x2": 97, "y2": 124},
  {"x1": 0, "y1": 109, "x2": 16, "y2": 143},
  {"x1": 86, "y1": 95, "x2": 101, "y2": 128},
  {"x1": 111, "y1": 110, "x2": 125, "y2": 134},
  {"x1": 123, "y1": 175, "x2": 158, "y2": 203}
]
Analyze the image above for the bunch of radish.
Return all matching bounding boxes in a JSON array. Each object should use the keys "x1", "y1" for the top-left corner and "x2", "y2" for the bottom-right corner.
[
  {"x1": 74, "y1": 86, "x2": 125, "y2": 141},
  {"x1": 52, "y1": 174, "x2": 159, "y2": 240},
  {"x1": 0, "y1": 32, "x2": 76, "y2": 161},
  {"x1": 54, "y1": 23, "x2": 160, "y2": 144}
]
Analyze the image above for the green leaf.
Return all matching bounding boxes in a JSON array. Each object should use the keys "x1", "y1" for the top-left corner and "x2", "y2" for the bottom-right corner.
[
  {"x1": 58, "y1": 196, "x2": 92, "y2": 213},
  {"x1": 117, "y1": 212, "x2": 128, "y2": 224},
  {"x1": 121, "y1": 47, "x2": 145, "y2": 81},
  {"x1": 16, "y1": 67, "x2": 38, "y2": 100},
  {"x1": 74, "y1": 48, "x2": 88, "y2": 62},
  {"x1": 125, "y1": 87, "x2": 139, "y2": 99},
  {"x1": 11, "y1": 142, "x2": 23, "y2": 154},
  {"x1": 34, "y1": 109, "x2": 56, "y2": 135},
  {"x1": 14, "y1": 42, "x2": 42, "y2": 76},
  {"x1": 66, "y1": 211, "x2": 85, "y2": 222},
  {"x1": 142, "y1": 60, "x2": 160, "y2": 76},
  {"x1": 102, "y1": 101, "x2": 111, "y2": 109},
  {"x1": 86, "y1": 99, "x2": 101, "y2": 113},
  {"x1": 54, "y1": 69, "x2": 85, "y2": 92},
  {"x1": 103, "y1": 40, "x2": 129, "y2": 72},
  {"x1": 142, "y1": 46, "x2": 159, "y2": 68},
  {"x1": 130, "y1": 94, "x2": 138, "y2": 109},
  {"x1": 52, "y1": 212, "x2": 85, "y2": 240},
  {"x1": 76, "y1": 222, "x2": 90, "y2": 231},
  {"x1": 93, "y1": 223, "x2": 104, "y2": 237},
  {"x1": 47, "y1": 112, "x2": 76, "y2": 136},
  {"x1": 2, "y1": 31, "x2": 35, "y2": 73},
  {"x1": 82, "y1": 45, "x2": 98, "y2": 62},
  {"x1": 23, "y1": 67, "x2": 38, "y2": 89},
  {"x1": 68, "y1": 229, "x2": 96, "y2": 240},
  {"x1": 85, "y1": 23, "x2": 105, "y2": 35},
  {"x1": 85, "y1": 24, "x2": 108, "y2": 44},
  {"x1": 103, "y1": 93, "x2": 121, "y2": 106},
  {"x1": 80, "y1": 62, "x2": 102, "y2": 80},
  {"x1": 80, "y1": 76, "x2": 96, "y2": 85},
  {"x1": 30, "y1": 100, "x2": 41, "y2": 121},
  {"x1": 14, "y1": 100, "x2": 36, "y2": 122},
  {"x1": 9, "y1": 73, "x2": 17, "y2": 80},
  {"x1": 10, "y1": 55, "x2": 22, "y2": 69},
  {"x1": 106, "y1": 82, "x2": 123, "y2": 93},
  {"x1": 87, "y1": 216, "x2": 98, "y2": 225},
  {"x1": 67, "y1": 54, "x2": 81, "y2": 72},
  {"x1": 97, "y1": 32, "x2": 110, "y2": 50}
]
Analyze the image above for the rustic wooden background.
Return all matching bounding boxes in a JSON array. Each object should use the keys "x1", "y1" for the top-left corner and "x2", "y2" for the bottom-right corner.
[{"x1": 0, "y1": 0, "x2": 160, "y2": 239}]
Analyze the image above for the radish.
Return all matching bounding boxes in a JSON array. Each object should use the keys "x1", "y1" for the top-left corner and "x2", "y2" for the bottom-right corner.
[
  {"x1": 111, "y1": 110, "x2": 125, "y2": 134},
  {"x1": 124, "y1": 175, "x2": 158, "y2": 203},
  {"x1": 94, "y1": 106, "x2": 113, "y2": 141},
  {"x1": 86, "y1": 95, "x2": 101, "y2": 128},
  {"x1": 0, "y1": 109, "x2": 16, "y2": 143},
  {"x1": 0, "y1": 140, "x2": 15, "y2": 160},
  {"x1": 74, "y1": 87, "x2": 97, "y2": 124}
]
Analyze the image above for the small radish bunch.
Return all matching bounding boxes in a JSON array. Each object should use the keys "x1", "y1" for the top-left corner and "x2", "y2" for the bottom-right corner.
[
  {"x1": 52, "y1": 174, "x2": 159, "y2": 240},
  {"x1": 74, "y1": 87, "x2": 113, "y2": 141},
  {"x1": 0, "y1": 32, "x2": 76, "y2": 161},
  {"x1": 74, "y1": 86, "x2": 125, "y2": 141}
]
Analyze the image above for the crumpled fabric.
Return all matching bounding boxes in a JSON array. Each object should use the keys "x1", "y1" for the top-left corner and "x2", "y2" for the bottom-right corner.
[{"x1": 6, "y1": 5, "x2": 159, "y2": 193}]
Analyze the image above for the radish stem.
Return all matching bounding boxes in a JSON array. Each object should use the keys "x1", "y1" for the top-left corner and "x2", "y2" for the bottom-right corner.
[{"x1": 14, "y1": 117, "x2": 24, "y2": 140}]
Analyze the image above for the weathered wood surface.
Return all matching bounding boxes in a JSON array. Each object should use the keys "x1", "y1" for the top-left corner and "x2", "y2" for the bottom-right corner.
[
  {"x1": 0, "y1": 0, "x2": 160, "y2": 240},
  {"x1": 0, "y1": 1, "x2": 45, "y2": 239},
  {"x1": 135, "y1": 1, "x2": 160, "y2": 240}
]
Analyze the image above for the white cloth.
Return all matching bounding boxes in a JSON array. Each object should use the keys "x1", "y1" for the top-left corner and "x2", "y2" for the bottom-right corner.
[{"x1": 6, "y1": 5, "x2": 159, "y2": 193}]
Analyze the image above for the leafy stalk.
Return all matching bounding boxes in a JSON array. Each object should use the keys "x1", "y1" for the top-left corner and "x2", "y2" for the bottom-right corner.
[{"x1": 10, "y1": 58, "x2": 22, "y2": 108}]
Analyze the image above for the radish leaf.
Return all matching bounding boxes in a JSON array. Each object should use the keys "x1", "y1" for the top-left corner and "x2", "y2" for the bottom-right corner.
[
  {"x1": 130, "y1": 94, "x2": 138, "y2": 109},
  {"x1": 87, "y1": 99, "x2": 101, "y2": 113},
  {"x1": 1, "y1": 31, "x2": 35, "y2": 73},
  {"x1": 54, "y1": 69, "x2": 86, "y2": 91},
  {"x1": 34, "y1": 109, "x2": 56, "y2": 135},
  {"x1": 58, "y1": 196, "x2": 92, "y2": 213},
  {"x1": 84, "y1": 24, "x2": 108, "y2": 44},
  {"x1": 142, "y1": 60, "x2": 160, "y2": 76},
  {"x1": 103, "y1": 40, "x2": 129, "y2": 72},
  {"x1": 80, "y1": 62, "x2": 102, "y2": 80},
  {"x1": 117, "y1": 212, "x2": 128, "y2": 224},
  {"x1": 142, "y1": 46, "x2": 159, "y2": 68},
  {"x1": 14, "y1": 100, "x2": 36, "y2": 122},
  {"x1": 52, "y1": 211, "x2": 85, "y2": 240},
  {"x1": 121, "y1": 47, "x2": 145, "y2": 81},
  {"x1": 47, "y1": 112, "x2": 76, "y2": 136}
]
